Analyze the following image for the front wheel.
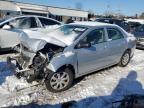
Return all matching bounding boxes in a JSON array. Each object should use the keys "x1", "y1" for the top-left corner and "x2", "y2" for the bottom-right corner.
[
  {"x1": 45, "y1": 68, "x2": 74, "y2": 92},
  {"x1": 119, "y1": 51, "x2": 131, "y2": 67}
]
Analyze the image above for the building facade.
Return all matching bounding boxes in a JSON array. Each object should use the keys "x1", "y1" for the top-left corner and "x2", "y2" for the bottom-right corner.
[{"x1": 0, "y1": 0, "x2": 88, "y2": 22}]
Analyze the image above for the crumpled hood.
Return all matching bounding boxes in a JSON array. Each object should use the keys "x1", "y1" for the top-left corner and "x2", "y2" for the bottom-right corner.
[{"x1": 19, "y1": 30, "x2": 66, "y2": 52}]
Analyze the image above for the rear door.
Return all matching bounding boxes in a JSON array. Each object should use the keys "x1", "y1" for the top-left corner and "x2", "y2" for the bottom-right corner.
[{"x1": 106, "y1": 27, "x2": 127, "y2": 64}]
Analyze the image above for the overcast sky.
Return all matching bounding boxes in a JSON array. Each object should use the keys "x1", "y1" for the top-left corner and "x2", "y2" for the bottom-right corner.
[{"x1": 12, "y1": 0, "x2": 144, "y2": 16}]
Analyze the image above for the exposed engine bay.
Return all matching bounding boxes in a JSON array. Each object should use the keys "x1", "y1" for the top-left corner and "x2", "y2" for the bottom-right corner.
[{"x1": 8, "y1": 43, "x2": 64, "y2": 83}]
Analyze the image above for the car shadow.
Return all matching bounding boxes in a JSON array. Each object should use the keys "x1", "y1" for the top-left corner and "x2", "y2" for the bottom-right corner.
[
  {"x1": 9, "y1": 70, "x2": 144, "y2": 108},
  {"x1": 0, "y1": 62, "x2": 14, "y2": 85}
]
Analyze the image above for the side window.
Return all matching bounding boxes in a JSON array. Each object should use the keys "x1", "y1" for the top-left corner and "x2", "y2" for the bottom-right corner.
[
  {"x1": 30, "y1": 17, "x2": 38, "y2": 28},
  {"x1": 39, "y1": 17, "x2": 60, "y2": 27},
  {"x1": 81, "y1": 28, "x2": 105, "y2": 45},
  {"x1": 138, "y1": 25, "x2": 144, "y2": 32},
  {"x1": 8, "y1": 18, "x2": 21, "y2": 28},
  {"x1": 9, "y1": 17, "x2": 38, "y2": 29},
  {"x1": 107, "y1": 28, "x2": 124, "y2": 40}
]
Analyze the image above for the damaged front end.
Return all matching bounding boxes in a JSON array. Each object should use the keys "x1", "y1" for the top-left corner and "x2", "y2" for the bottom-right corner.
[{"x1": 7, "y1": 31, "x2": 65, "y2": 83}]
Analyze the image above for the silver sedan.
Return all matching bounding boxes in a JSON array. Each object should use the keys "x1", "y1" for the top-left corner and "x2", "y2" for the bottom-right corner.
[{"x1": 7, "y1": 22, "x2": 136, "y2": 92}]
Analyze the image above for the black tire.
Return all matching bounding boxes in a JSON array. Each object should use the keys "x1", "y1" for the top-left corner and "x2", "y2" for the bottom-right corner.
[
  {"x1": 119, "y1": 50, "x2": 131, "y2": 67},
  {"x1": 45, "y1": 67, "x2": 74, "y2": 93}
]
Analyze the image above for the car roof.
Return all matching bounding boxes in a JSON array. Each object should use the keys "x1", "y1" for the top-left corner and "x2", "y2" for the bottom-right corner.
[
  {"x1": 96, "y1": 18, "x2": 124, "y2": 20},
  {"x1": 70, "y1": 21, "x2": 117, "y2": 28},
  {"x1": 125, "y1": 19, "x2": 144, "y2": 24},
  {"x1": 4, "y1": 15, "x2": 49, "y2": 19},
  {"x1": 0, "y1": 15, "x2": 62, "y2": 25}
]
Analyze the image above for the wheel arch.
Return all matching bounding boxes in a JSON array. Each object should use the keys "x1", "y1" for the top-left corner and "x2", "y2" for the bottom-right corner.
[
  {"x1": 125, "y1": 48, "x2": 131, "y2": 53},
  {"x1": 56, "y1": 64, "x2": 76, "y2": 78},
  {"x1": 125, "y1": 48, "x2": 132, "y2": 57}
]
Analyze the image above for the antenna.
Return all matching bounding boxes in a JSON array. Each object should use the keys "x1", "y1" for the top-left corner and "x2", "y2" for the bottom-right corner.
[{"x1": 106, "y1": 3, "x2": 111, "y2": 17}]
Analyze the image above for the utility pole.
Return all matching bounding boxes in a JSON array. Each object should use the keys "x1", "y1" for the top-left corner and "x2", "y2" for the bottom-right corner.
[
  {"x1": 107, "y1": 4, "x2": 110, "y2": 16},
  {"x1": 117, "y1": 5, "x2": 121, "y2": 18}
]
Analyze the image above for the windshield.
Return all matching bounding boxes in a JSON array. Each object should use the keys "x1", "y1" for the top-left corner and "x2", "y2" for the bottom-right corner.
[{"x1": 47, "y1": 25, "x2": 87, "y2": 45}]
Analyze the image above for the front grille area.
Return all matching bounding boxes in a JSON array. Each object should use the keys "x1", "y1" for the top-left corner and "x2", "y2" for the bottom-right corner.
[
  {"x1": 15, "y1": 43, "x2": 39, "y2": 70},
  {"x1": 16, "y1": 54, "x2": 31, "y2": 69},
  {"x1": 16, "y1": 44, "x2": 35, "y2": 69},
  {"x1": 20, "y1": 44, "x2": 30, "y2": 52}
]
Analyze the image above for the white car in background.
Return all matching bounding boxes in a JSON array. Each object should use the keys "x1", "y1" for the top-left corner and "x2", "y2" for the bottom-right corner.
[{"x1": 0, "y1": 15, "x2": 62, "y2": 50}]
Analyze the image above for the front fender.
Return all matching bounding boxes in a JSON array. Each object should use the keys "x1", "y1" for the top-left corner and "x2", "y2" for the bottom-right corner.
[
  {"x1": 47, "y1": 51, "x2": 77, "y2": 73},
  {"x1": 127, "y1": 36, "x2": 136, "y2": 49}
]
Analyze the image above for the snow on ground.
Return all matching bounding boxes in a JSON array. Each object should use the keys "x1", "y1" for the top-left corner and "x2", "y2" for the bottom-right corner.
[{"x1": 0, "y1": 49, "x2": 144, "y2": 108}]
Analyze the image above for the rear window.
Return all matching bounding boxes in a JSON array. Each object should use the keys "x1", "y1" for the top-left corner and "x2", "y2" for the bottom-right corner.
[
  {"x1": 107, "y1": 28, "x2": 124, "y2": 40},
  {"x1": 39, "y1": 17, "x2": 60, "y2": 27},
  {"x1": 136, "y1": 24, "x2": 144, "y2": 32}
]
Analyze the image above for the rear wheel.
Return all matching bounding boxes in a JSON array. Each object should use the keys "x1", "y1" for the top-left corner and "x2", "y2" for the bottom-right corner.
[
  {"x1": 119, "y1": 51, "x2": 131, "y2": 67},
  {"x1": 45, "y1": 68, "x2": 74, "y2": 92}
]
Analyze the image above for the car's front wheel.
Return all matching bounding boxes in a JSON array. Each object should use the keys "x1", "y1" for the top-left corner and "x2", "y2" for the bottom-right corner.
[
  {"x1": 45, "y1": 68, "x2": 74, "y2": 92},
  {"x1": 119, "y1": 50, "x2": 131, "y2": 67}
]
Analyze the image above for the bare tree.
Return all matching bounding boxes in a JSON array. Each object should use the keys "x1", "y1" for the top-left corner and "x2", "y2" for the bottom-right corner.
[{"x1": 139, "y1": 12, "x2": 144, "y2": 19}]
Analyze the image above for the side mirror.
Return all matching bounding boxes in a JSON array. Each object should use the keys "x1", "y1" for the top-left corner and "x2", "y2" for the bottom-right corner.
[
  {"x1": 2, "y1": 24, "x2": 11, "y2": 30},
  {"x1": 76, "y1": 42, "x2": 91, "y2": 49}
]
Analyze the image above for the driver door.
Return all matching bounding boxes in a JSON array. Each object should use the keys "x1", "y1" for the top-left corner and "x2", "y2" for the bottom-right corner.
[{"x1": 75, "y1": 28, "x2": 109, "y2": 75}]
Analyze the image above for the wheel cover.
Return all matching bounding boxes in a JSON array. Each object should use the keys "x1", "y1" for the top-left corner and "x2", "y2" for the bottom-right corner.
[
  {"x1": 50, "y1": 72, "x2": 70, "y2": 90},
  {"x1": 122, "y1": 53, "x2": 130, "y2": 65}
]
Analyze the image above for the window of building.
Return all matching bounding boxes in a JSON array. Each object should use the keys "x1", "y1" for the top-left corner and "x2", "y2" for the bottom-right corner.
[{"x1": 55, "y1": 15, "x2": 62, "y2": 21}]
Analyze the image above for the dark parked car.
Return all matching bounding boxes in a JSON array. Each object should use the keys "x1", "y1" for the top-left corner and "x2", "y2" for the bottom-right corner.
[
  {"x1": 127, "y1": 21, "x2": 142, "y2": 33},
  {"x1": 95, "y1": 18, "x2": 130, "y2": 32},
  {"x1": 132, "y1": 24, "x2": 144, "y2": 49}
]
